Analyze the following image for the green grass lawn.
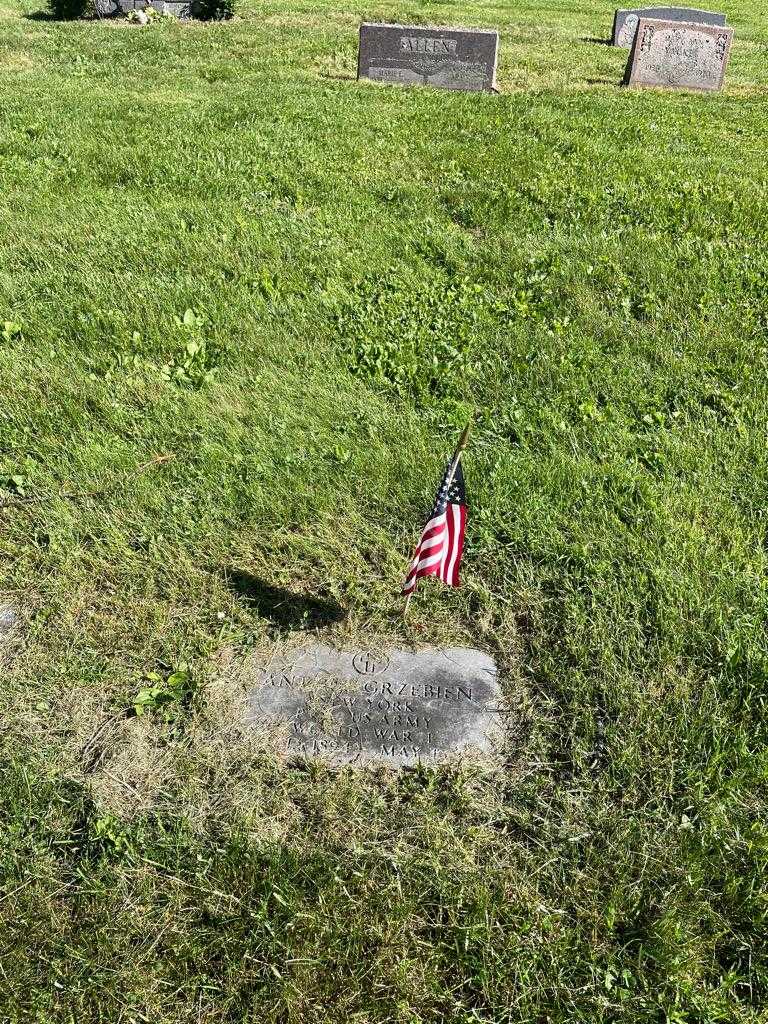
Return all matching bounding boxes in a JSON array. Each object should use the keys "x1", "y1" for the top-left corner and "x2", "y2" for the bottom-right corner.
[{"x1": 1, "y1": 0, "x2": 767, "y2": 1019}]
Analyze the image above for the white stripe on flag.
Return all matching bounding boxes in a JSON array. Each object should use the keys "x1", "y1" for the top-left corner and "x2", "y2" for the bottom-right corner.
[
  {"x1": 405, "y1": 541, "x2": 447, "y2": 583},
  {"x1": 421, "y1": 513, "x2": 447, "y2": 536},
  {"x1": 407, "y1": 530, "x2": 444, "y2": 569},
  {"x1": 413, "y1": 548, "x2": 445, "y2": 573}
]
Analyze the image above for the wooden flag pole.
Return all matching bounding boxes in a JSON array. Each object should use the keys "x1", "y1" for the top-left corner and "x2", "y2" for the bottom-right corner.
[
  {"x1": 402, "y1": 418, "x2": 473, "y2": 619},
  {"x1": 445, "y1": 419, "x2": 472, "y2": 488}
]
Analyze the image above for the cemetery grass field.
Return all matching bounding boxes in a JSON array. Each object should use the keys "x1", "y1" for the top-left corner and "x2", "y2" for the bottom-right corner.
[{"x1": 1, "y1": 0, "x2": 768, "y2": 1019}]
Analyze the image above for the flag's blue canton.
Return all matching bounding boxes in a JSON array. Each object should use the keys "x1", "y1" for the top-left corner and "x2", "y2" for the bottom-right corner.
[{"x1": 432, "y1": 461, "x2": 466, "y2": 517}]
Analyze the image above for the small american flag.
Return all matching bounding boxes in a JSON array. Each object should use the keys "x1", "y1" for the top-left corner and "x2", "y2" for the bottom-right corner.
[{"x1": 402, "y1": 448, "x2": 467, "y2": 597}]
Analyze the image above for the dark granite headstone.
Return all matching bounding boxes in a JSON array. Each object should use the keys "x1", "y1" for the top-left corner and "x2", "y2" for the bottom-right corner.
[
  {"x1": 612, "y1": 7, "x2": 726, "y2": 47},
  {"x1": 242, "y1": 643, "x2": 504, "y2": 767},
  {"x1": 357, "y1": 23, "x2": 499, "y2": 93},
  {"x1": 624, "y1": 18, "x2": 733, "y2": 91}
]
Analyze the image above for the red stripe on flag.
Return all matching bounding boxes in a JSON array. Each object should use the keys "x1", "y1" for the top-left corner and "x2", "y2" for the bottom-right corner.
[
  {"x1": 447, "y1": 504, "x2": 466, "y2": 585},
  {"x1": 437, "y1": 503, "x2": 455, "y2": 584}
]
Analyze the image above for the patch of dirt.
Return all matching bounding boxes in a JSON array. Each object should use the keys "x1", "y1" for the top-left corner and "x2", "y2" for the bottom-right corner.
[
  {"x1": 0, "y1": 53, "x2": 34, "y2": 71},
  {"x1": 87, "y1": 714, "x2": 172, "y2": 816}
]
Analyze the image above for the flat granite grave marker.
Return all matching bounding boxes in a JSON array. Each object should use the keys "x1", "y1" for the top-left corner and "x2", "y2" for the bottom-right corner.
[
  {"x1": 0, "y1": 604, "x2": 19, "y2": 643},
  {"x1": 357, "y1": 23, "x2": 499, "y2": 93},
  {"x1": 612, "y1": 7, "x2": 726, "y2": 47},
  {"x1": 624, "y1": 18, "x2": 733, "y2": 91},
  {"x1": 0, "y1": 603, "x2": 20, "y2": 664},
  {"x1": 243, "y1": 643, "x2": 504, "y2": 767}
]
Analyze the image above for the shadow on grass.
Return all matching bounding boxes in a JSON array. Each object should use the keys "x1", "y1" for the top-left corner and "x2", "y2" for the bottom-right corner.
[
  {"x1": 582, "y1": 36, "x2": 613, "y2": 46},
  {"x1": 24, "y1": 10, "x2": 58, "y2": 18},
  {"x1": 226, "y1": 570, "x2": 346, "y2": 631}
]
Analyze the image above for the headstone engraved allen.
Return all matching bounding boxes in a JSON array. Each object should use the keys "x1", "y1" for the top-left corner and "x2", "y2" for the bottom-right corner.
[
  {"x1": 243, "y1": 643, "x2": 504, "y2": 767},
  {"x1": 612, "y1": 7, "x2": 726, "y2": 47},
  {"x1": 624, "y1": 18, "x2": 733, "y2": 91},
  {"x1": 357, "y1": 23, "x2": 499, "y2": 93}
]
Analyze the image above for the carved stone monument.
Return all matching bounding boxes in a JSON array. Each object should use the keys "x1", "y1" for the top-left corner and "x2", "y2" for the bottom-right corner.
[
  {"x1": 357, "y1": 23, "x2": 499, "y2": 93},
  {"x1": 612, "y1": 7, "x2": 726, "y2": 47},
  {"x1": 96, "y1": 0, "x2": 191, "y2": 17},
  {"x1": 242, "y1": 643, "x2": 504, "y2": 766},
  {"x1": 624, "y1": 18, "x2": 733, "y2": 91}
]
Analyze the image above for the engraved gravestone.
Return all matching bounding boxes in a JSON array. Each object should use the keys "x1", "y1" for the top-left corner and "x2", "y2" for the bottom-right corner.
[
  {"x1": 96, "y1": 0, "x2": 191, "y2": 17},
  {"x1": 0, "y1": 603, "x2": 20, "y2": 664},
  {"x1": 0, "y1": 603, "x2": 19, "y2": 642},
  {"x1": 242, "y1": 643, "x2": 504, "y2": 766},
  {"x1": 612, "y1": 7, "x2": 726, "y2": 47},
  {"x1": 625, "y1": 18, "x2": 733, "y2": 91},
  {"x1": 357, "y1": 23, "x2": 499, "y2": 93}
]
